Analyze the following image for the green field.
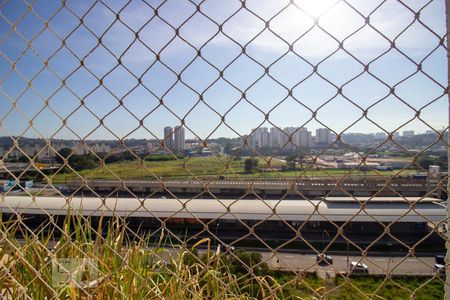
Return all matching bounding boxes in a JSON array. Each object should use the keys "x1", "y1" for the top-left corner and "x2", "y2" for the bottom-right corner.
[
  {"x1": 329, "y1": 275, "x2": 444, "y2": 300},
  {"x1": 269, "y1": 272, "x2": 444, "y2": 299},
  {"x1": 52, "y1": 156, "x2": 416, "y2": 183}
]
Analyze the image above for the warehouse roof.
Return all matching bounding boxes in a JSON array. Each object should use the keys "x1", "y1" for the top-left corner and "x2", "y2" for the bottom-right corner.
[
  {"x1": 0, "y1": 195, "x2": 445, "y2": 223},
  {"x1": 323, "y1": 197, "x2": 442, "y2": 203}
]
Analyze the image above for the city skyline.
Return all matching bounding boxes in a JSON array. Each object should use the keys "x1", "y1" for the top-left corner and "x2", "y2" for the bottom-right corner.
[
  {"x1": 164, "y1": 125, "x2": 186, "y2": 151},
  {"x1": 0, "y1": 127, "x2": 442, "y2": 143},
  {"x1": 0, "y1": 126, "x2": 445, "y2": 161}
]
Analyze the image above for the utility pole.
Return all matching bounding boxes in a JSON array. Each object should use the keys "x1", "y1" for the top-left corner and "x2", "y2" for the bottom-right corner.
[{"x1": 445, "y1": 1, "x2": 450, "y2": 298}]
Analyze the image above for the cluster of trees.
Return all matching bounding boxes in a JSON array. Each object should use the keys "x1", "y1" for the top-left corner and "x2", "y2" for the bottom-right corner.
[
  {"x1": 144, "y1": 154, "x2": 184, "y2": 161},
  {"x1": 244, "y1": 158, "x2": 258, "y2": 173},
  {"x1": 236, "y1": 151, "x2": 307, "y2": 174},
  {"x1": 417, "y1": 155, "x2": 448, "y2": 170},
  {"x1": 55, "y1": 148, "x2": 191, "y2": 171},
  {"x1": 56, "y1": 148, "x2": 154, "y2": 171},
  {"x1": 243, "y1": 152, "x2": 307, "y2": 174},
  {"x1": 3, "y1": 156, "x2": 31, "y2": 163},
  {"x1": 55, "y1": 148, "x2": 98, "y2": 171},
  {"x1": 102, "y1": 151, "x2": 136, "y2": 163},
  {"x1": 284, "y1": 151, "x2": 306, "y2": 170}
]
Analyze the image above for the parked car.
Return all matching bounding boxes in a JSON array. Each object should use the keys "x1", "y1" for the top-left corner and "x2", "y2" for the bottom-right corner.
[
  {"x1": 434, "y1": 263, "x2": 445, "y2": 276},
  {"x1": 435, "y1": 255, "x2": 445, "y2": 265},
  {"x1": 350, "y1": 261, "x2": 369, "y2": 274},
  {"x1": 316, "y1": 254, "x2": 333, "y2": 266}
]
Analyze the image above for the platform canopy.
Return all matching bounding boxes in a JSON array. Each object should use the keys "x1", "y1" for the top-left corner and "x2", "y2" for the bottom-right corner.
[{"x1": 0, "y1": 196, "x2": 446, "y2": 223}]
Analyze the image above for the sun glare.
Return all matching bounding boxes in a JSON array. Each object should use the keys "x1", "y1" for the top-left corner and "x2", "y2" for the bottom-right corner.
[{"x1": 297, "y1": 0, "x2": 339, "y2": 18}]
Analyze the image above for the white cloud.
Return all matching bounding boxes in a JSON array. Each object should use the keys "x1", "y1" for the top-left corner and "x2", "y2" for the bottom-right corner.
[{"x1": 174, "y1": 0, "x2": 444, "y2": 59}]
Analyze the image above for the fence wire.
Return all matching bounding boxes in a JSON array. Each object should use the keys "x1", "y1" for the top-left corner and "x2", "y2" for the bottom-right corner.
[{"x1": 0, "y1": 0, "x2": 449, "y2": 299}]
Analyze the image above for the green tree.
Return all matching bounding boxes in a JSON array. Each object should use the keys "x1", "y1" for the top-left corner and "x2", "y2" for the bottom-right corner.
[
  {"x1": 417, "y1": 155, "x2": 448, "y2": 170},
  {"x1": 17, "y1": 155, "x2": 30, "y2": 163},
  {"x1": 417, "y1": 156, "x2": 436, "y2": 169},
  {"x1": 223, "y1": 143, "x2": 233, "y2": 154},
  {"x1": 55, "y1": 147, "x2": 73, "y2": 164},
  {"x1": 70, "y1": 154, "x2": 98, "y2": 171},
  {"x1": 285, "y1": 155, "x2": 297, "y2": 170},
  {"x1": 438, "y1": 155, "x2": 448, "y2": 169},
  {"x1": 297, "y1": 150, "x2": 306, "y2": 169},
  {"x1": 244, "y1": 158, "x2": 258, "y2": 173},
  {"x1": 285, "y1": 150, "x2": 306, "y2": 170},
  {"x1": 56, "y1": 148, "x2": 98, "y2": 171}
]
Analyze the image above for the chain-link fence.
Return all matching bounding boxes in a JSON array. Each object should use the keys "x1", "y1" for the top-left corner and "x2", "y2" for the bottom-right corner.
[{"x1": 0, "y1": 0, "x2": 449, "y2": 298}]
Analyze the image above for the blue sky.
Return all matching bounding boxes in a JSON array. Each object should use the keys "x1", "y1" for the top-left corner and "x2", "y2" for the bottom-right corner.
[{"x1": 0, "y1": 0, "x2": 447, "y2": 140}]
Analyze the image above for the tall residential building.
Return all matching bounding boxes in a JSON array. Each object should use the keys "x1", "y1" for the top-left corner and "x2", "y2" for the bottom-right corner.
[
  {"x1": 248, "y1": 129, "x2": 258, "y2": 148},
  {"x1": 248, "y1": 127, "x2": 269, "y2": 148},
  {"x1": 315, "y1": 128, "x2": 332, "y2": 146},
  {"x1": 174, "y1": 125, "x2": 185, "y2": 151},
  {"x1": 163, "y1": 126, "x2": 173, "y2": 150},
  {"x1": 7, "y1": 148, "x2": 21, "y2": 160},
  {"x1": 374, "y1": 132, "x2": 387, "y2": 139},
  {"x1": 297, "y1": 127, "x2": 312, "y2": 148},
  {"x1": 92, "y1": 143, "x2": 111, "y2": 153},
  {"x1": 147, "y1": 142, "x2": 158, "y2": 152},
  {"x1": 278, "y1": 128, "x2": 288, "y2": 148},
  {"x1": 402, "y1": 130, "x2": 415, "y2": 137},
  {"x1": 249, "y1": 126, "x2": 311, "y2": 149},
  {"x1": 22, "y1": 145, "x2": 38, "y2": 157},
  {"x1": 247, "y1": 131, "x2": 256, "y2": 148},
  {"x1": 73, "y1": 142, "x2": 89, "y2": 155},
  {"x1": 283, "y1": 127, "x2": 297, "y2": 150},
  {"x1": 260, "y1": 127, "x2": 270, "y2": 148},
  {"x1": 269, "y1": 127, "x2": 283, "y2": 148}
]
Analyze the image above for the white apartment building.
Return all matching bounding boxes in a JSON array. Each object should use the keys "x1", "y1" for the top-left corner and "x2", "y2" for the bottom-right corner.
[
  {"x1": 297, "y1": 127, "x2": 312, "y2": 148},
  {"x1": 174, "y1": 126, "x2": 185, "y2": 151},
  {"x1": 402, "y1": 130, "x2": 415, "y2": 137},
  {"x1": 249, "y1": 127, "x2": 312, "y2": 150},
  {"x1": 163, "y1": 126, "x2": 174, "y2": 150},
  {"x1": 315, "y1": 128, "x2": 332, "y2": 145},
  {"x1": 248, "y1": 127, "x2": 268, "y2": 148},
  {"x1": 269, "y1": 127, "x2": 283, "y2": 148},
  {"x1": 72, "y1": 142, "x2": 89, "y2": 155},
  {"x1": 283, "y1": 127, "x2": 296, "y2": 150},
  {"x1": 374, "y1": 132, "x2": 387, "y2": 139},
  {"x1": 91, "y1": 143, "x2": 111, "y2": 153}
]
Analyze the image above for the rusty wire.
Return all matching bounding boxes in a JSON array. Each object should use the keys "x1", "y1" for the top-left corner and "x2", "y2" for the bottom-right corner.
[{"x1": 0, "y1": 0, "x2": 449, "y2": 298}]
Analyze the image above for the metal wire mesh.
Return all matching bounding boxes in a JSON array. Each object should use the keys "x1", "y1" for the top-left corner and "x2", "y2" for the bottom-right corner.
[{"x1": 0, "y1": 0, "x2": 449, "y2": 298}]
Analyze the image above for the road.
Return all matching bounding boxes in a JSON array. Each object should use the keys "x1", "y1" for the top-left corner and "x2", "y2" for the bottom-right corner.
[
  {"x1": 171, "y1": 247, "x2": 438, "y2": 276},
  {"x1": 10, "y1": 238, "x2": 438, "y2": 276},
  {"x1": 258, "y1": 252, "x2": 437, "y2": 276}
]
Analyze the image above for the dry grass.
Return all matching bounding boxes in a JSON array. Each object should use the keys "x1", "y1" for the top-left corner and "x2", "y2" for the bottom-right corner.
[
  {"x1": 0, "y1": 212, "x2": 288, "y2": 299},
  {"x1": 0, "y1": 212, "x2": 443, "y2": 299}
]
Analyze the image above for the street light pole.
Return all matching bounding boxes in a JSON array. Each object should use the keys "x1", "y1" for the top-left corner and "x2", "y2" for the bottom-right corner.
[
  {"x1": 215, "y1": 223, "x2": 220, "y2": 247},
  {"x1": 346, "y1": 240, "x2": 350, "y2": 271}
]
